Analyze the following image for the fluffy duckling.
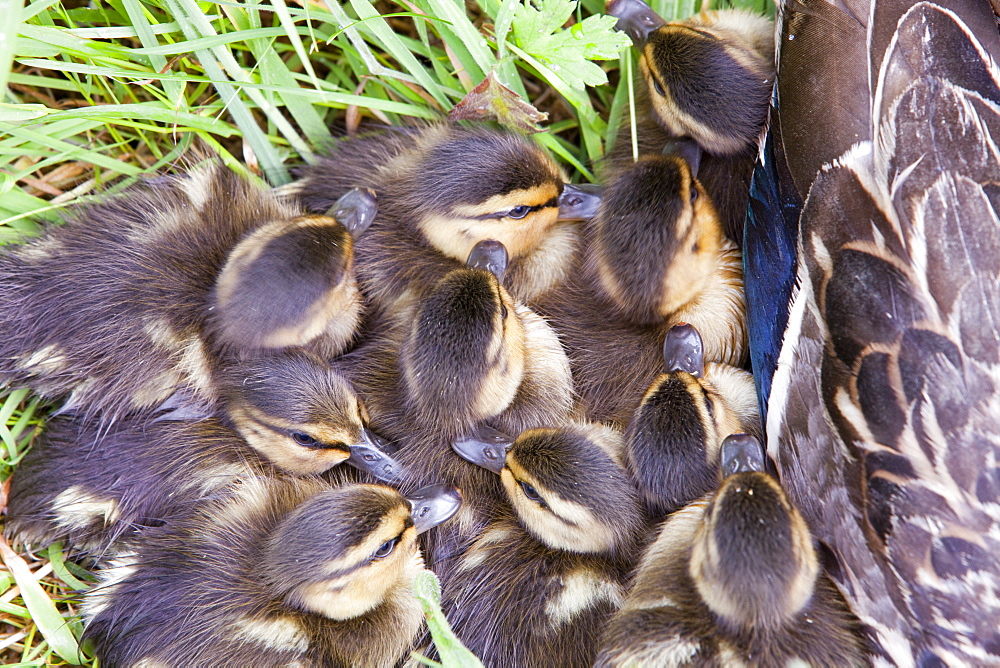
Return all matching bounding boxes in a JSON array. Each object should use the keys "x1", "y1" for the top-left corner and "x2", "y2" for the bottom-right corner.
[
  {"x1": 625, "y1": 323, "x2": 760, "y2": 522},
  {"x1": 595, "y1": 434, "x2": 866, "y2": 667},
  {"x1": 535, "y1": 151, "x2": 745, "y2": 427},
  {"x1": 437, "y1": 422, "x2": 644, "y2": 667},
  {"x1": 0, "y1": 165, "x2": 374, "y2": 424},
  {"x1": 345, "y1": 239, "x2": 575, "y2": 570},
  {"x1": 6, "y1": 351, "x2": 402, "y2": 557},
  {"x1": 82, "y1": 476, "x2": 461, "y2": 667},
  {"x1": 287, "y1": 124, "x2": 601, "y2": 312},
  {"x1": 605, "y1": 0, "x2": 774, "y2": 245}
]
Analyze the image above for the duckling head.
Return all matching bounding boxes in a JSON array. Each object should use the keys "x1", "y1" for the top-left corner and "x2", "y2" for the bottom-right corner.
[
  {"x1": 608, "y1": 0, "x2": 774, "y2": 156},
  {"x1": 690, "y1": 434, "x2": 819, "y2": 633},
  {"x1": 221, "y1": 351, "x2": 401, "y2": 480},
  {"x1": 589, "y1": 153, "x2": 725, "y2": 324},
  {"x1": 208, "y1": 187, "x2": 376, "y2": 354},
  {"x1": 400, "y1": 240, "x2": 526, "y2": 429},
  {"x1": 265, "y1": 483, "x2": 460, "y2": 620},
  {"x1": 394, "y1": 125, "x2": 581, "y2": 263},
  {"x1": 454, "y1": 423, "x2": 643, "y2": 555},
  {"x1": 626, "y1": 324, "x2": 750, "y2": 517}
]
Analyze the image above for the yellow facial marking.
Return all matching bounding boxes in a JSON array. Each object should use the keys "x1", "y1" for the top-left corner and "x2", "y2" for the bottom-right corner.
[
  {"x1": 417, "y1": 184, "x2": 561, "y2": 263},
  {"x1": 501, "y1": 463, "x2": 616, "y2": 554},
  {"x1": 294, "y1": 522, "x2": 422, "y2": 621},
  {"x1": 228, "y1": 405, "x2": 353, "y2": 475}
]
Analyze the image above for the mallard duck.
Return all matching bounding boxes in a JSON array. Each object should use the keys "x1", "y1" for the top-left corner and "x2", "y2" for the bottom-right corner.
[
  {"x1": 441, "y1": 422, "x2": 644, "y2": 667},
  {"x1": 534, "y1": 150, "x2": 745, "y2": 427},
  {"x1": 0, "y1": 165, "x2": 374, "y2": 424},
  {"x1": 595, "y1": 433, "x2": 866, "y2": 667},
  {"x1": 759, "y1": 0, "x2": 1000, "y2": 661},
  {"x1": 344, "y1": 239, "x2": 576, "y2": 571},
  {"x1": 5, "y1": 351, "x2": 403, "y2": 556},
  {"x1": 625, "y1": 323, "x2": 759, "y2": 521},
  {"x1": 604, "y1": 0, "x2": 774, "y2": 246},
  {"x1": 81, "y1": 477, "x2": 461, "y2": 667},
  {"x1": 286, "y1": 123, "x2": 602, "y2": 311}
]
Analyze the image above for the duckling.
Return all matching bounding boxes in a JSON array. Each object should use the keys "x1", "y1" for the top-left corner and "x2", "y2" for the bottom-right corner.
[
  {"x1": 595, "y1": 434, "x2": 866, "y2": 667},
  {"x1": 286, "y1": 124, "x2": 602, "y2": 312},
  {"x1": 760, "y1": 0, "x2": 1000, "y2": 661},
  {"x1": 625, "y1": 323, "x2": 759, "y2": 522},
  {"x1": 81, "y1": 476, "x2": 461, "y2": 667},
  {"x1": 0, "y1": 164, "x2": 374, "y2": 424},
  {"x1": 434, "y1": 422, "x2": 644, "y2": 667},
  {"x1": 345, "y1": 239, "x2": 575, "y2": 571},
  {"x1": 534, "y1": 151, "x2": 745, "y2": 427},
  {"x1": 605, "y1": 0, "x2": 774, "y2": 246},
  {"x1": 5, "y1": 351, "x2": 403, "y2": 557}
]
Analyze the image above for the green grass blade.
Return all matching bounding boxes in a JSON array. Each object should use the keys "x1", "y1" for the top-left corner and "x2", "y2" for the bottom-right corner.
[
  {"x1": 46, "y1": 544, "x2": 91, "y2": 592},
  {"x1": 412, "y1": 570, "x2": 483, "y2": 668},
  {"x1": 0, "y1": 0, "x2": 24, "y2": 97},
  {"x1": 0, "y1": 538, "x2": 83, "y2": 664}
]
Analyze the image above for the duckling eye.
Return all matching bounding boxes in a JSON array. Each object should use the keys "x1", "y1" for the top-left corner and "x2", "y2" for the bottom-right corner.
[
  {"x1": 500, "y1": 303, "x2": 508, "y2": 319},
  {"x1": 701, "y1": 389, "x2": 715, "y2": 420},
  {"x1": 291, "y1": 432, "x2": 318, "y2": 447},
  {"x1": 690, "y1": 185, "x2": 699, "y2": 203},
  {"x1": 520, "y1": 481, "x2": 543, "y2": 504},
  {"x1": 372, "y1": 536, "x2": 400, "y2": 559},
  {"x1": 652, "y1": 78, "x2": 666, "y2": 97},
  {"x1": 507, "y1": 205, "x2": 532, "y2": 219}
]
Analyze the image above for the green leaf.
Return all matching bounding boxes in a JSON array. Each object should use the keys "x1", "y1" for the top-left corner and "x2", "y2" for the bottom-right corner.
[
  {"x1": 512, "y1": 0, "x2": 631, "y2": 90},
  {"x1": 449, "y1": 71, "x2": 547, "y2": 133},
  {"x1": 412, "y1": 570, "x2": 483, "y2": 668}
]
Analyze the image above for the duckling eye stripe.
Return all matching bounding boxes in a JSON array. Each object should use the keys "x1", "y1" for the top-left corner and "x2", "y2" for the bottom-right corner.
[{"x1": 471, "y1": 196, "x2": 560, "y2": 220}]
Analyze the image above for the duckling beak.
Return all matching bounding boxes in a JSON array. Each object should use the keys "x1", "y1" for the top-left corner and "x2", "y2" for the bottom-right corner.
[
  {"x1": 720, "y1": 433, "x2": 766, "y2": 477},
  {"x1": 663, "y1": 323, "x2": 705, "y2": 377},
  {"x1": 466, "y1": 239, "x2": 509, "y2": 283},
  {"x1": 557, "y1": 183, "x2": 603, "y2": 221},
  {"x1": 325, "y1": 187, "x2": 377, "y2": 238},
  {"x1": 663, "y1": 139, "x2": 703, "y2": 179},
  {"x1": 606, "y1": 0, "x2": 666, "y2": 46},
  {"x1": 345, "y1": 428, "x2": 405, "y2": 484},
  {"x1": 406, "y1": 484, "x2": 463, "y2": 534},
  {"x1": 452, "y1": 424, "x2": 515, "y2": 474}
]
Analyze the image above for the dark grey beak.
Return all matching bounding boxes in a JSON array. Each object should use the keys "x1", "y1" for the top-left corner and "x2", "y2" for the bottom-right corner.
[
  {"x1": 606, "y1": 0, "x2": 666, "y2": 45},
  {"x1": 557, "y1": 183, "x2": 603, "y2": 221},
  {"x1": 663, "y1": 323, "x2": 705, "y2": 377},
  {"x1": 326, "y1": 187, "x2": 377, "y2": 238},
  {"x1": 466, "y1": 239, "x2": 509, "y2": 283},
  {"x1": 345, "y1": 428, "x2": 404, "y2": 484},
  {"x1": 720, "y1": 433, "x2": 766, "y2": 477},
  {"x1": 452, "y1": 424, "x2": 515, "y2": 474},
  {"x1": 664, "y1": 138, "x2": 703, "y2": 179},
  {"x1": 406, "y1": 484, "x2": 462, "y2": 534}
]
